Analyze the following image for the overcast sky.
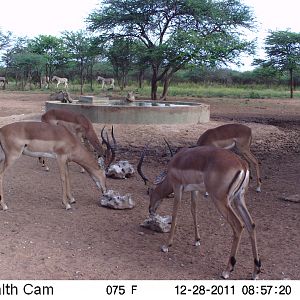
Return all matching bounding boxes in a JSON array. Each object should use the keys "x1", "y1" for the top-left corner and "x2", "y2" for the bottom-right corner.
[
  {"x1": 1, "y1": 0, "x2": 300, "y2": 70},
  {"x1": 0, "y1": 0, "x2": 99, "y2": 37}
]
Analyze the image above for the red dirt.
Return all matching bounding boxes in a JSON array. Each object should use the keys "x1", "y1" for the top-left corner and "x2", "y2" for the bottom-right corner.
[{"x1": 0, "y1": 91, "x2": 299, "y2": 280}]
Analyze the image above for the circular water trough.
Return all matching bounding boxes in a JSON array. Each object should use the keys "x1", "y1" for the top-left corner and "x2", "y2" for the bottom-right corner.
[{"x1": 45, "y1": 98, "x2": 210, "y2": 124}]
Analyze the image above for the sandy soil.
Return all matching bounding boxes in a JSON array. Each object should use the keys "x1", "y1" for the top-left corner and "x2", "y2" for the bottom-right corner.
[{"x1": 0, "y1": 91, "x2": 299, "y2": 280}]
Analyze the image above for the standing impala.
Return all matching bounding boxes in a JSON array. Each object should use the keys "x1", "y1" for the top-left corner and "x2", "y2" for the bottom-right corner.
[
  {"x1": 39, "y1": 109, "x2": 115, "y2": 172},
  {"x1": 0, "y1": 121, "x2": 107, "y2": 210},
  {"x1": 197, "y1": 124, "x2": 262, "y2": 192},
  {"x1": 42, "y1": 109, "x2": 105, "y2": 156},
  {"x1": 138, "y1": 145, "x2": 261, "y2": 279}
]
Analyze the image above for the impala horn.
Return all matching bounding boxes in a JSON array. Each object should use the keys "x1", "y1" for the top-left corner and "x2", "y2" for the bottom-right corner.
[
  {"x1": 101, "y1": 126, "x2": 116, "y2": 168},
  {"x1": 163, "y1": 138, "x2": 174, "y2": 157},
  {"x1": 111, "y1": 125, "x2": 117, "y2": 151},
  {"x1": 137, "y1": 144, "x2": 151, "y2": 186},
  {"x1": 138, "y1": 143, "x2": 169, "y2": 194}
]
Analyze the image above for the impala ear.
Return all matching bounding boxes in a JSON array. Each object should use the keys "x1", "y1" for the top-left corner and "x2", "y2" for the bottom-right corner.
[{"x1": 98, "y1": 157, "x2": 105, "y2": 170}]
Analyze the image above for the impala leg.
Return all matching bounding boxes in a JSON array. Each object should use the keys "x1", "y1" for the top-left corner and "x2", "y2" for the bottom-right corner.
[
  {"x1": 241, "y1": 150, "x2": 261, "y2": 192},
  {"x1": 191, "y1": 191, "x2": 200, "y2": 246},
  {"x1": 234, "y1": 194, "x2": 261, "y2": 280},
  {"x1": 161, "y1": 186, "x2": 183, "y2": 253},
  {"x1": 0, "y1": 162, "x2": 8, "y2": 211},
  {"x1": 65, "y1": 163, "x2": 75, "y2": 204},
  {"x1": 79, "y1": 137, "x2": 91, "y2": 173},
  {"x1": 0, "y1": 155, "x2": 19, "y2": 210},
  {"x1": 57, "y1": 158, "x2": 71, "y2": 210},
  {"x1": 212, "y1": 196, "x2": 244, "y2": 279}
]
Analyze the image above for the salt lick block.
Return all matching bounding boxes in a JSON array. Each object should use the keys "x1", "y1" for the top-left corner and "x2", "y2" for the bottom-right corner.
[
  {"x1": 100, "y1": 189, "x2": 135, "y2": 209},
  {"x1": 141, "y1": 214, "x2": 172, "y2": 233}
]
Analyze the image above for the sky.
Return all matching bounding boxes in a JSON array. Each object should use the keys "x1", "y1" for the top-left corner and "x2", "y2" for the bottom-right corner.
[
  {"x1": 238, "y1": 0, "x2": 300, "y2": 70},
  {"x1": 0, "y1": 0, "x2": 100, "y2": 37},
  {"x1": 1, "y1": 0, "x2": 300, "y2": 71}
]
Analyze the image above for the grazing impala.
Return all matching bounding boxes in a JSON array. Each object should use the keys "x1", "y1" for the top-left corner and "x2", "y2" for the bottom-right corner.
[
  {"x1": 138, "y1": 145, "x2": 261, "y2": 279},
  {"x1": 42, "y1": 109, "x2": 105, "y2": 156},
  {"x1": 0, "y1": 122, "x2": 107, "y2": 210},
  {"x1": 197, "y1": 124, "x2": 262, "y2": 192}
]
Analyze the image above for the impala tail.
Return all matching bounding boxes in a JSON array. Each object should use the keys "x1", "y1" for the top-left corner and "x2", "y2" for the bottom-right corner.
[{"x1": 228, "y1": 167, "x2": 250, "y2": 201}]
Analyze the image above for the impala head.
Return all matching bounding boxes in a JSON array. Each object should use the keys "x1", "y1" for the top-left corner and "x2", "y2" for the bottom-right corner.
[
  {"x1": 91, "y1": 162, "x2": 107, "y2": 194},
  {"x1": 137, "y1": 144, "x2": 171, "y2": 217}
]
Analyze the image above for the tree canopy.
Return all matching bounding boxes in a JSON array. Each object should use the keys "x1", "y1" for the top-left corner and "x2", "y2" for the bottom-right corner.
[
  {"x1": 0, "y1": 30, "x2": 12, "y2": 50},
  {"x1": 87, "y1": 0, "x2": 256, "y2": 99},
  {"x1": 255, "y1": 30, "x2": 300, "y2": 98}
]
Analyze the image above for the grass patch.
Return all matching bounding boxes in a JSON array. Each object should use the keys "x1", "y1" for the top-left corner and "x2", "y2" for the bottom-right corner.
[
  {"x1": 123, "y1": 83, "x2": 299, "y2": 99},
  {"x1": 2, "y1": 81, "x2": 300, "y2": 99}
]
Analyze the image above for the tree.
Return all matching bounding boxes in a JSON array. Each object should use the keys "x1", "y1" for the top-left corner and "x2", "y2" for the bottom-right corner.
[
  {"x1": 0, "y1": 30, "x2": 13, "y2": 78},
  {"x1": 3, "y1": 37, "x2": 29, "y2": 85},
  {"x1": 0, "y1": 30, "x2": 12, "y2": 51},
  {"x1": 28, "y1": 35, "x2": 66, "y2": 81},
  {"x1": 11, "y1": 52, "x2": 47, "y2": 90},
  {"x1": 107, "y1": 38, "x2": 136, "y2": 89},
  {"x1": 62, "y1": 30, "x2": 99, "y2": 94},
  {"x1": 256, "y1": 30, "x2": 300, "y2": 98},
  {"x1": 87, "y1": 0, "x2": 256, "y2": 99}
]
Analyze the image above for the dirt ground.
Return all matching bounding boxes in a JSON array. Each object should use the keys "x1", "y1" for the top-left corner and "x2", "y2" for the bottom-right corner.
[{"x1": 0, "y1": 91, "x2": 299, "y2": 280}]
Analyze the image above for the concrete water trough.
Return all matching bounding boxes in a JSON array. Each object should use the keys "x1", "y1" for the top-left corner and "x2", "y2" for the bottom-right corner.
[{"x1": 45, "y1": 95, "x2": 210, "y2": 124}]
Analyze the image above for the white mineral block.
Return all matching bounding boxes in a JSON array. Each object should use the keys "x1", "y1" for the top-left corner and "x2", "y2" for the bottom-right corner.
[
  {"x1": 100, "y1": 189, "x2": 135, "y2": 209},
  {"x1": 106, "y1": 160, "x2": 135, "y2": 179},
  {"x1": 141, "y1": 214, "x2": 172, "y2": 233}
]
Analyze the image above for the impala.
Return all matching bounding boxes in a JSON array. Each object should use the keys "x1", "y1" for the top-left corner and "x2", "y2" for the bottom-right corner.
[
  {"x1": 138, "y1": 145, "x2": 261, "y2": 279},
  {"x1": 0, "y1": 121, "x2": 107, "y2": 210},
  {"x1": 197, "y1": 123, "x2": 262, "y2": 192},
  {"x1": 39, "y1": 109, "x2": 115, "y2": 172}
]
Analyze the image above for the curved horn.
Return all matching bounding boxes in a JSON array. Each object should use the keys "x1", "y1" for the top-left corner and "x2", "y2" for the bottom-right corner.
[
  {"x1": 101, "y1": 126, "x2": 106, "y2": 145},
  {"x1": 163, "y1": 138, "x2": 174, "y2": 157},
  {"x1": 137, "y1": 144, "x2": 150, "y2": 186},
  {"x1": 101, "y1": 126, "x2": 116, "y2": 168},
  {"x1": 106, "y1": 130, "x2": 116, "y2": 166},
  {"x1": 101, "y1": 126, "x2": 110, "y2": 151},
  {"x1": 111, "y1": 125, "x2": 117, "y2": 149}
]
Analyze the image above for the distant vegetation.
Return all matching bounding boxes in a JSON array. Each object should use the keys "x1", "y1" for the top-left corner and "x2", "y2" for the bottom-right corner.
[
  {"x1": 1, "y1": 63, "x2": 299, "y2": 99},
  {"x1": 137, "y1": 83, "x2": 300, "y2": 99},
  {"x1": 1, "y1": 0, "x2": 300, "y2": 99},
  {"x1": 2, "y1": 79, "x2": 299, "y2": 100}
]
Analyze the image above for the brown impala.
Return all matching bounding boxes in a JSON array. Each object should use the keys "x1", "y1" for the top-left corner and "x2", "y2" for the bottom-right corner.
[
  {"x1": 138, "y1": 145, "x2": 261, "y2": 279},
  {"x1": 197, "y1": 123, "x2": 262, "y2": 192},
  {"x1": 39, "y1": 109, "x2": 115, "y2": 172},
  {"x1": 0, "y1": 121, "x2": 107, "y2": 210}
]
